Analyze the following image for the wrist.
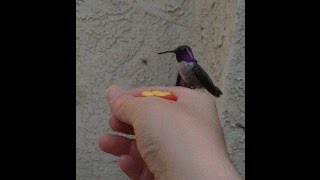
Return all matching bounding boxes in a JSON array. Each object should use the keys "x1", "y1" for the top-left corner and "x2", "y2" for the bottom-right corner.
[
  {"x1": 164, "y1": 135, "x2": 241, "y2": 180},
  {"x1": 169, "y1": 153, "x2": 241, "y2": 180}
]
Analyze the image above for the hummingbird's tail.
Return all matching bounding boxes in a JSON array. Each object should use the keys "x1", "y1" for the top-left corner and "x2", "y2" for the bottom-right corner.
[{"x1": 208, "y1": 86, "x2": 223, "y2": 97}]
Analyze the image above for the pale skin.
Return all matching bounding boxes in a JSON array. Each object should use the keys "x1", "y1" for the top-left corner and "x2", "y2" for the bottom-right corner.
[{"x1": 99, "y1": 85, "x2": 242, "y2": 180}]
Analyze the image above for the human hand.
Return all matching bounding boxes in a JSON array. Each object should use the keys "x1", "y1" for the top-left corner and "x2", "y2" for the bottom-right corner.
[{"x1": 99, "y1": 85, "x2": 241, "y2": 180}]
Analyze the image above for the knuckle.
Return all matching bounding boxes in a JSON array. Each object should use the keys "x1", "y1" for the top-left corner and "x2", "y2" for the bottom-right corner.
[{"x1": 113, "y1": 97, "x2": 132, "y2": 115}]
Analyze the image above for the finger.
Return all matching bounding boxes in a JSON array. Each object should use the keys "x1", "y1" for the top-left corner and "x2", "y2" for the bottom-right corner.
[
  {"x1": 107, "y1": 92, "x2": 144, "y2": 126},
  {"x1": 125, "y1": 86, "x2": 206, "y2": 104},
  {"x1": 98, "y1": 134, "x2": 132, "y2": 156},
  {"x1": 140, "y1": 165, "x2": 155, "y2": 180},
  {"x1": 119, "y1": 141, "x2": 146, "y2": 179},
  {"x1": 106, "y1": 85, "x2": 137, "y2": 115},
  {"x1": 125, "y1": 86, "x2": 186, "y2": 99},
  {"x1": 107, "y1": 85, "x2": 196, "y2": 126},
  {"x1": 106, "y1": 85, "x2": 138, "y2": 126},
  {"x1": 109, "y1": 115, "x2": 134, "y2": 135},
  {"x1": 106, "y1": 85, "x2": 126, "y2": 104},
  {"x1": 119, "y1": 155, "x2": 142, "y2": 180},
  {"x1": 110, "y1": 91, "x2": 178, "y2": 126}
]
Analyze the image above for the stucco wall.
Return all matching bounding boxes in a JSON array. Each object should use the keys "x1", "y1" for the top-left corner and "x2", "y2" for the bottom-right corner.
[{"x1": 76, "y1": 0, "x2": 245, "y2": 179}]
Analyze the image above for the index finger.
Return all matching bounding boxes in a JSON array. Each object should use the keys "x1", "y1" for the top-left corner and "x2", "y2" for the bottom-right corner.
[{"x1": 106, "y1": 85, "x2": 180, "y2": 126}]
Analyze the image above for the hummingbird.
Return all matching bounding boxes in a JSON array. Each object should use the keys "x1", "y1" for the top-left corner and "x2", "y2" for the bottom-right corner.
[{"x1": 158, "y1": 45, "x2": 222, "y2": 97}]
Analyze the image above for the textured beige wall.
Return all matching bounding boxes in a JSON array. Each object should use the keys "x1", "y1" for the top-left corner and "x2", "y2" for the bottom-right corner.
[{"x1": 76, "y1": 0, "x2": 245, "y2": 179}]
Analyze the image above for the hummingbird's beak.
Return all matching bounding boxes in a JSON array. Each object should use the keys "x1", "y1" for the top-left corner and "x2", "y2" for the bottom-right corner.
[{"x1": 157, "y1": 50, "x2": 176, "y2": 54}]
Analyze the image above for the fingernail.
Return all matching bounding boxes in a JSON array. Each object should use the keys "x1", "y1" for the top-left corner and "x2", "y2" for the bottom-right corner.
[{"x1": 106, "y1": 85, "x2": 123, "y2": 102}]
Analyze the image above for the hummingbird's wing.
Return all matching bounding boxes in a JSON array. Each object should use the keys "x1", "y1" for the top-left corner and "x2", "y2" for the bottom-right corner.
[
  {"x1": 175, "y1": 73, "x2": 189, "y2": 87},
  {"x1": 192, "y1": 63, "x2": 222, "y2": 97}
]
